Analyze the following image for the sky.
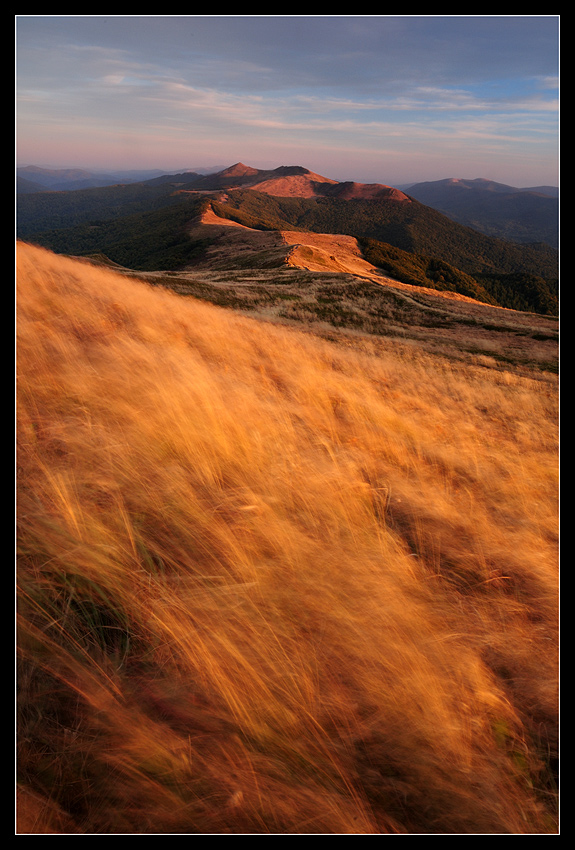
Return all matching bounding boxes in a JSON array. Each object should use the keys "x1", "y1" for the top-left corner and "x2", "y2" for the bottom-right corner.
[{"x1": 16, "y1": 15, "x2": 560, "y2": 188}]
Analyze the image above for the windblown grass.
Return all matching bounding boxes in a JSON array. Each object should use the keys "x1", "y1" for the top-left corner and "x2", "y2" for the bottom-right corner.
[{"x1": 17, "y1": 242, "x2": 558, "y2": 834}]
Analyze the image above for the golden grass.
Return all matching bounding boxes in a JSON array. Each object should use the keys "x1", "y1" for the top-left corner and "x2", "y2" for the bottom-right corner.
[{"x1": 16, "y1": 242, "x2": 559, "y2": 834}]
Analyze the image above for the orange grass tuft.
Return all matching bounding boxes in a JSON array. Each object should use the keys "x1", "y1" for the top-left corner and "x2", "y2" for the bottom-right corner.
[{"x1": 17, "y1": 243, "x2": 558, "y2": 834}]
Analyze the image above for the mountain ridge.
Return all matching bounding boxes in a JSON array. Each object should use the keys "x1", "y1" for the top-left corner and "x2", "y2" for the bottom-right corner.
[
  {"x1": 16, "y1": 160, "x2": 558, "y2": 313},
  {"x1": 140, "y1": 163, "x2": 558, "y2": 247},
  {"x1": 190, "y1": 205, "x2": 505, "y2": 308},
  {"x1": 148, "y1": 162, "x2": 413, "y2": 202},
  {"x1": 411, "y1": 177, "x2": 558, "y2": 196}
]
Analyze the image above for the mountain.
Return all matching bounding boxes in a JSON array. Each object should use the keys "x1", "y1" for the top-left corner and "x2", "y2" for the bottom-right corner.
[
  {"x1": 139, "y1": 165, "x2": 557, "y2": 250},
  {"x1": 521, "y1": 186, "x2": 558, "y2": 198},
  {"x1": 141, "y1": 170, "x2": 202, "y2": 187},
  {"x1": 18, "y1": 164, "x2": 559, "y2": 252},
  {"x1": 406, "y1": 178, "x2": 558, "y2": 248},
  {"x1": 147, "y1": 162, "x2": 412, "y2": 202},
  {"x1": 16, "y1": 161, "x2": 558, "y2": 314},
  {"x1": 17, "y1": 165, "x2": 132, "y2": 192},
  {"x1": 17, "y1": 175, "x2": 51, "y2": 194},
  {"x1": 181, "y1": 205, "x2": 556, "y2": 316},
  {"x1": 206, "y1": 186, "x2": 557, "y2": 278},
  {"x1": 154, "y1": 162, "x2": 337, "y2": 195}
]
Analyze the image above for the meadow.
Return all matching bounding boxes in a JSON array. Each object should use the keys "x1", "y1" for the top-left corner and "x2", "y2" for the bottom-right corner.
[{"x1": 16, "y1": 242, "x2": 559, "y2": 833}]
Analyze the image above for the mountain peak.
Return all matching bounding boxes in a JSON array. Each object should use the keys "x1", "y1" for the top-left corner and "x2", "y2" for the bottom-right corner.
[{"x1": 220, "y1": 163, "x2": 260, "y2": 178}]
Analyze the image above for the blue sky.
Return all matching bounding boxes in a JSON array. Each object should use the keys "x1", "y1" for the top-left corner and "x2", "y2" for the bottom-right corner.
[{"x1": 16, "y1": 15, "x2": 559, "y2": 187}]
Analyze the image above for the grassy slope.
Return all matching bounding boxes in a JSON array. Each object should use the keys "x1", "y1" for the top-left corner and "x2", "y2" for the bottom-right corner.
[{"x1": 17, "y1": 243, "x2": 558, "y2": 834}]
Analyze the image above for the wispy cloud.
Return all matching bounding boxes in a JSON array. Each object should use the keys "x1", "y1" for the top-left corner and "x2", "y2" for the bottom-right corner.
[{"x1": 16, "y1": 15, "x2": 559, "y2": 185}]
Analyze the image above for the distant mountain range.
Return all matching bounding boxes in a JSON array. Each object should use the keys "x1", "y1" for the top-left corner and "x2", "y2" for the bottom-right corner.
[
  {"x1": 16, "y1": 165, "x2": 205, "y2": 193},
  {"x1": 405, "y1": 178, "x2": 558, "y2": 248},
  {"x1": 401, "y1": 177, "x2": 558, "y2": 198}
]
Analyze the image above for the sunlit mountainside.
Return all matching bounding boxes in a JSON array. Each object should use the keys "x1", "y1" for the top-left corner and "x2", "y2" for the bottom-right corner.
[{"x1": 17, "y1": 239, "x2": 558, "y2": 834}]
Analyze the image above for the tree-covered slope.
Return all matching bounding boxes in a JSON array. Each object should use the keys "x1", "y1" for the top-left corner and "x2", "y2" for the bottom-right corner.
[
  {"x1": 358, "y1": 238, "x2": 558, "y2": 315},
  {"x1": 22, "y1": 196, "x2": 213, "y2": 271},
  {"x1": 16, "y1": 181, "x2": 186, "y2": 238}
]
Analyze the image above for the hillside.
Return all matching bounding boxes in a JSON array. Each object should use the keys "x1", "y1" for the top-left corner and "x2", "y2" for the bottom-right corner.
[
  {"x1": 22, "y1": 197, "x2": 558, "y2": 316},
  {"x1": 17, "y1": 242, "x2": 558, "y2": 834},
  {"x1": 16, "y1": 180, "x2": 189, "y2": 237},
  {"x1": 155, "y1": 206, "x2": 558, "y2": 338}
]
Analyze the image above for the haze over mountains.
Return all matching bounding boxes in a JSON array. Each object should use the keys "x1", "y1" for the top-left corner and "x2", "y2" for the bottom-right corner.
[{"x1": 16, "y1": 164, "x2": 178, "y2": 193}]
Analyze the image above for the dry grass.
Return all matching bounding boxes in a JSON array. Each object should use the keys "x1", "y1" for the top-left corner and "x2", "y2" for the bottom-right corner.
[{"x1": 16, "y1": 242, "x2": 558, "y2": 834}]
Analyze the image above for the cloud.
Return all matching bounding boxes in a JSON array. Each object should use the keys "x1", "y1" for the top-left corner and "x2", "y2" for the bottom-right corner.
[{"x1": 16, "y1": 16, "x2": 559, "y2": 184}]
